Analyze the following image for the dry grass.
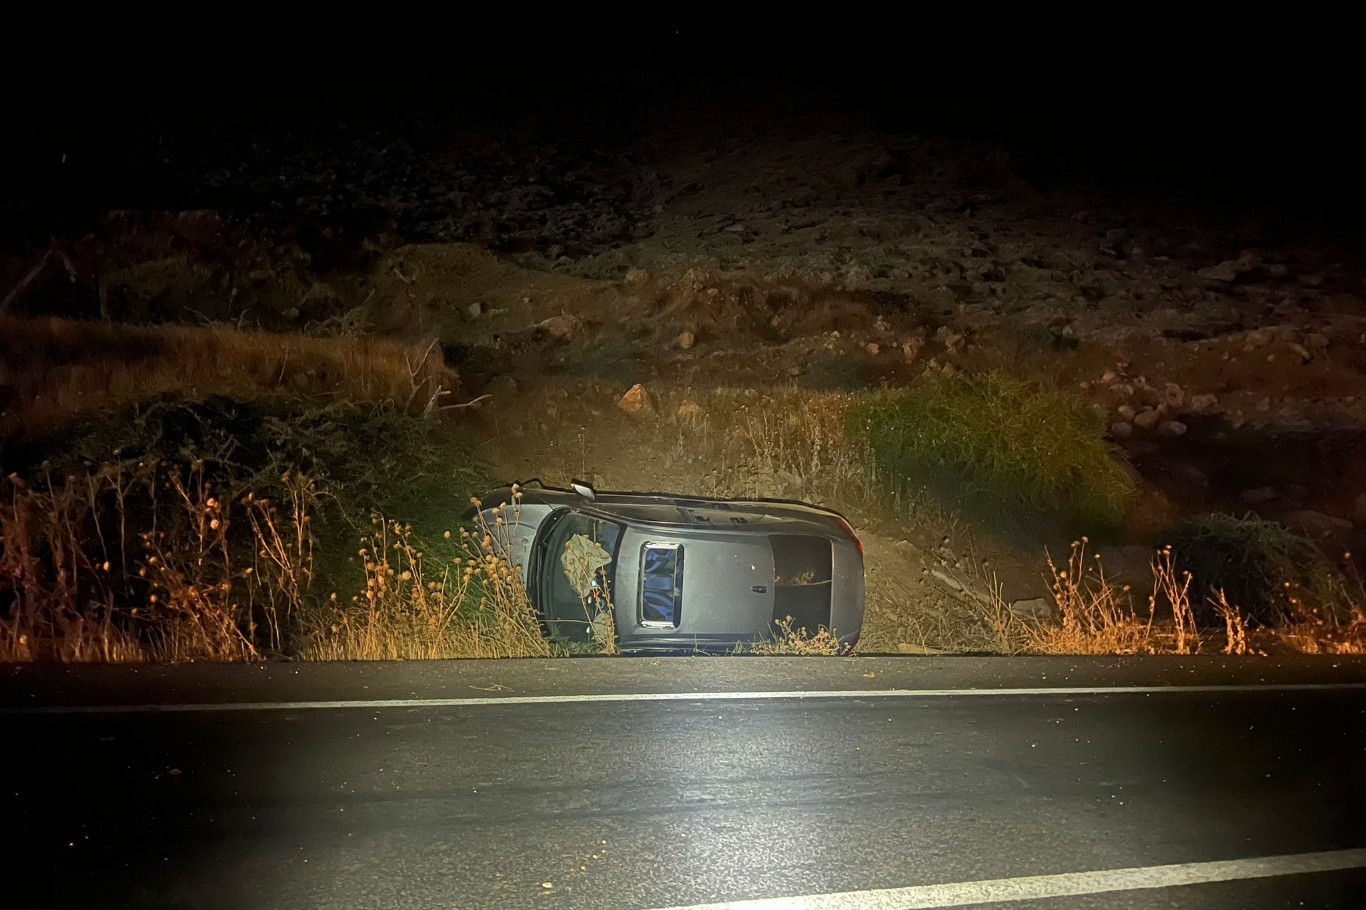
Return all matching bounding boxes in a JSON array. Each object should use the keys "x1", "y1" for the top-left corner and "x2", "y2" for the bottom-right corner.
[
  {"x1": 0, "y1": 315, "x2": 459, "y2": 443},
  {"x1": 0, "y1": 461, "x2": 290, "y2": 663},
  {"x1": 1212, "y1": 589, "x2": 1254, "y2": 655},
  {"x1": 744, "y1": 616, "x2": 851, "y2": 656},
  {"x1": 1025, "y1": 539, "x2": 1152, "y2": 654},
  {"x1": 655, "y1": 389, "x2": 860, "y2": 499},
  {"x1": 995, "y1": 539, "x2": 1203, "y2": 655},
  {"x1": 301, "y1": 496, "x2": 551, "y2": 661},
  {"x1": 0, "y1": 463, "x2": 552, "y2": 662},
  {"x1": 1271, "y1": 606, "x2": 1366, "y2": 655}
]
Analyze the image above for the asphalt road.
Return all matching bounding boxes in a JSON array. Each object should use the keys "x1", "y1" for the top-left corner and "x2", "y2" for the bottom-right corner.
[{"x1": 3, "y1": 656, "x2": 1366, "y2": 909}]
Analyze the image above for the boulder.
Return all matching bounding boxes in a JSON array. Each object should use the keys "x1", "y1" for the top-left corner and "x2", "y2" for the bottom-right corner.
[
  {"x1": 1187, "y1": 393, "x2": 1218, "y2": 414},
  {"x1": 617, "y1": 383, "x2": 656, "y2": 417},
  {"x1": 1240, "y1": 486, "x2": 1281, "y2": 505},
  {"x1": 1197, "y1": 252, "x2": 1260, "y2": 282},
  {"x1": 1158, "y1": 420, "x2": 1188, "y2": 437},
  {"x1": 1009, "y1": 598, "x2": 1055, "y2": 621},
  {"x1": 1133, "y1": 408, "x2": 1161, "y2": 430},
  {"x1": 1280, "y1": 510, "x2": 1352, "y2": 540},
  {"x1": 537, "y1": 313, "x2": 583, "y2": 342}
]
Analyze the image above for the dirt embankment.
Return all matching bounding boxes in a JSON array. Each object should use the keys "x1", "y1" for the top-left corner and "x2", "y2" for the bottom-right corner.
[{"x1": 5, "y1": 108, "x2": 1366, "y2": 652}]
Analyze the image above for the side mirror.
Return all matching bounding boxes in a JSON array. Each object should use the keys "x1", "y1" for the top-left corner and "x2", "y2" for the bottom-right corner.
[{"x1": 571, "y1": 480, "x2": 596, "y2": 501}]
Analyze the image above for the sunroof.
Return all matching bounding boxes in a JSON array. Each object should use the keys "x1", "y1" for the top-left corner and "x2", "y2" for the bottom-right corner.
[{"x1": 640, "y1": 543, "x2": 683, "y2": 628}]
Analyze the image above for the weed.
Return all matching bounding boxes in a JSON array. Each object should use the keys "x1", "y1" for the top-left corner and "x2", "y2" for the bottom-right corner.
[
  {"x1": 0, "y1": 392, "x2": 491, "y2": 661},
  {"x1": 1212, "y1": 589, "x2": 1255, "y2": 655},
  {"x1": 302, "y1": 497, "x2": 551, "y2": 660},
  {"x1": 745, "y1": 616, "x2": 851, "y2": 656},
  {"x1": 1149, "y1": 547, "x2": 1199, "y2": 654},
  {"x1": 1026, "y1": 539, "x2": 1153, "y2": 654}
]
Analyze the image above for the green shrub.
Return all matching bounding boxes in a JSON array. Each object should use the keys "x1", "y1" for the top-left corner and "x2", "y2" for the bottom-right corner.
[
  {"x1": 847, "y1": 372, "x2": 1135, "y2": 534},
  {"x1": 1167, "y1": 513, "x2": 1355, "y2": 626}
]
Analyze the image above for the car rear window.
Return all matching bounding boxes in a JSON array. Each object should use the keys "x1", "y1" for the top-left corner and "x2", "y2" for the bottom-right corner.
[
  {"x1": 640, "y1": 543, "x2": 683, "y2": 627},
  {"x1": 771, "y1": 535, "x2": 833, "y2": 633}
]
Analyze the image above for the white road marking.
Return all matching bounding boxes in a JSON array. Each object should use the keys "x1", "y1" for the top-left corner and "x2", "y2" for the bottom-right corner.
[
  {"x1": 643, "y1": 848, "x2": 1366, "y2": 910},
  {"x1": 4, "y1": 681, "x2": 1366, "y2": 715}
]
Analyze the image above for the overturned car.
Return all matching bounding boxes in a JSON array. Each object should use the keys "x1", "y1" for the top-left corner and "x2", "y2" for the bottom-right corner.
[{"x1": 473, "y1": 481, "x2": 865, "y2": 653}]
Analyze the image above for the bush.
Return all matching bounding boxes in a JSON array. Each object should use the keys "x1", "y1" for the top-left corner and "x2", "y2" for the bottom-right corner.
[
  {"x1": 847, "y1": 372, "x2": 1135, "y2": 534},
  {"x1": 1166, "y1": 513, "x2": 1355, "y2": 626}
]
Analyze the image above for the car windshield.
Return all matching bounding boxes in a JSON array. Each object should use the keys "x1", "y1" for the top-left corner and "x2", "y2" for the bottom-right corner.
[{"x1": 540, "y1": 510, "x2": 625, "y2": 642}]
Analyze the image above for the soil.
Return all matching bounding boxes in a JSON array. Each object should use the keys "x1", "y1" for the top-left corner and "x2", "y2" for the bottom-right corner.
[{"x1": 6, "y1": 94, "x2": 1366, "y2": 651}]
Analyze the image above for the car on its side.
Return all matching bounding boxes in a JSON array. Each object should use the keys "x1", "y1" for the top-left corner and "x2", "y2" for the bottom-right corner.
[{"x1": 472, "y1": 480, "x2": 864, "y2": 653}]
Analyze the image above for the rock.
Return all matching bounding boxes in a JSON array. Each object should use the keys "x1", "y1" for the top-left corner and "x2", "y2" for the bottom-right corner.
[
  {"x1": 1298, "y1": 273, "x2": 1325, "y2": 288},
  {"x1": 624, "y1": 268, "x2": 650, "y2": 286},
  {"x1": 1244, "y1": 329, "x2": 1273, "y2": 349},
  {"x1": 1197, "y1": 252, "x2": 1260, "y2": 282},
  {"x1": 1305, "y1": 332, "x2": 1330, "y2": 350},
  {"x1": 537, "y1": 313, "x2": 583, "y2": 342},
  {"x1": 787, "y1": 364, "x2": 804, "y2": 377},
  {"x1": 1188, "y1": 393, "x2": 1218, "y2": 414},
  {"x1": 935, "y1": 326, "x2": 965, "y2": 353},
  {"x1": 1116, "y1": 404, "x2": 1136, "y2": 421},
  {"x1": 1281, "y1": 510, "x2": 1352, "y2": 539},
  {"x1": 1158, "y1": 420, "x2": 1188, "y2": 437},
  {"x1": 1288, "y1": 342, "x2": 1312, "y2": 361},
  {"x1": 1133, "y1": 408, "x2": 1161, "y2": 430},
  {"x1": 617, "y1": 384, "x2": 655, "y2": 417},
  {"x1": 864, "y1": 342, "x2": 880, "y2": 356},
  {"x1": 1009, "y1": 598, "x2": 1055, "y2": 621},
  {"x1": 1240, "y1": 486, "x2": 1280, "y2": 505},
  {"x1": 467, "y1": 301, "x2": 483, "y2": 319},
  {"x1": 1109, "y1": 421, "x2": 1133, "y2": 439},
  {"x1": 901, "y1": 339, "x2": 923, "y2": 361},
  {"x1": 676, "y1": 330, "x2": 697, "y2": 350},
  {"x1": 929, "y1": 568, "x2": 962, "y2": 592},
  {"x1": 1161, "y1": 383, "x2": 1185, "y2": 408},
  {"x1": 676, "y1": 400, "x2": 704, "y2": 421}
]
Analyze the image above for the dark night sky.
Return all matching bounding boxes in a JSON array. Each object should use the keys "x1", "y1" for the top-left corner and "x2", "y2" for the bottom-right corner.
[{"x1": 5, "y1": 13, "x2": 1362, "y2": 228}]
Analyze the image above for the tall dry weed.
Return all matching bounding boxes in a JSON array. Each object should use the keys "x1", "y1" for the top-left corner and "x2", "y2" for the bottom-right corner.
[{"x1": 304, "y1": 494, "x2": 551, "y2": 660}]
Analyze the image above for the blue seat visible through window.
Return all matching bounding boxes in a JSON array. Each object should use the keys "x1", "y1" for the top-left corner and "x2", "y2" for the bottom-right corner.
[{"x1": 641, "y1": 544, "x2": 682, "y2": 626}]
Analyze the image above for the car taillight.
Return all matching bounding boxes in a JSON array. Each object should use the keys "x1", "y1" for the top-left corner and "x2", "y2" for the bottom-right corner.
[{"x1": 835, "y1": 515, "x2": 862, "y2": 555}]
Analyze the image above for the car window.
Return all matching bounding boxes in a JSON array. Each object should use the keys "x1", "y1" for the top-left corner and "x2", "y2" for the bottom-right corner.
[{"x1": 640, "y1": 543, "x2": 683, "y2": 628}]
